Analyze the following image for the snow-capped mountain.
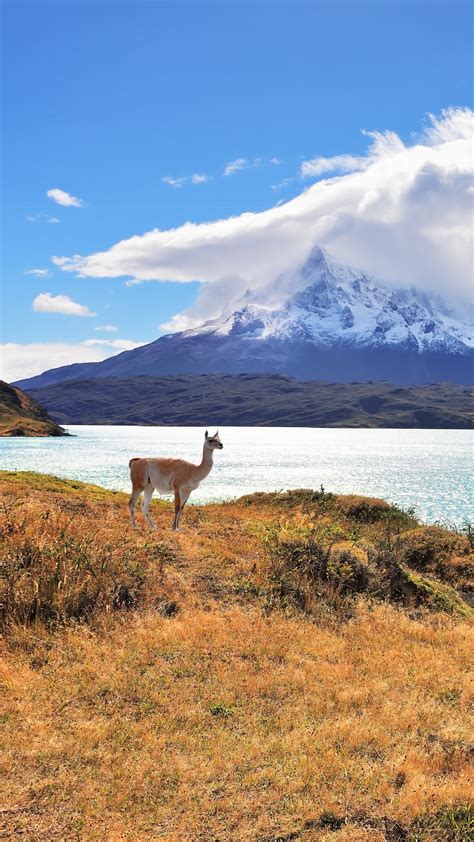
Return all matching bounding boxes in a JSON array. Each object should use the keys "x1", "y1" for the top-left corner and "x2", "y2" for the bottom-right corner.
[
  {"x1": 185, "y1": 246, "x2": 473, "y2": 354},
  {"x1": 16, "y1": 246, "x2": 473, "y2": 389}
]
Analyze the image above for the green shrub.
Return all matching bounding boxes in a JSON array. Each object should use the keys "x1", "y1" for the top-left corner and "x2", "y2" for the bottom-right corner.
[
  {"x1": 327, "y1": 542, "x2": 371, "y2": 593},
  {"x1": 397, "y1": 526, "x2": 471, "y2": 584},
  {"x1": 210, "y1": 704, "x2": 233, "y2": 718},
  {"x1": 390, "y1": 565, "x2": 473, "y2": 618},
  {"x1": 338, "y1": 495, "x2": 392, "y2": 522},
  {"x1": 266, "y1": 535, "x2": 329, "y2": 612},
  {"x1": 409, "y1": 803, "x2": 473, "y2": 841}
]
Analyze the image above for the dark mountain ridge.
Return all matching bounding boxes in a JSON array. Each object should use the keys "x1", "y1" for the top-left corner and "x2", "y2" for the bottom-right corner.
[{"x1": 26, "y1": 375, "x2": 473, "y2": 428}]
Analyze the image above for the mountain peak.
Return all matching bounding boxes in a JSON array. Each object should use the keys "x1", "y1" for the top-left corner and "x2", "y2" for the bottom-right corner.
[
  {"x1": 191, "y1": 245, "x2": 473, "y2": 355},
  {"x1": 15, "y1": 244, "x2": 474, "y2": 390}
]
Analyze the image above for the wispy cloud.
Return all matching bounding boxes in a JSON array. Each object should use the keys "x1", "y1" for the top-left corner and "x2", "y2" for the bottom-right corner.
[
  {"x1": 82, "y1": 338, "x2": 142, "y2": 350},
  {"x1": 223, "y1": 156, "x2": 282, "y2": 176},
  {"x1": 25, "y1": 268, "x2": 51, "y2": 277},
  {"x1": 33, "y1": 292, "x2": 96, "y2": 317},
  {"x1": 26, "y1": 213, "x2": 60, "y2": 224},
  {"x1": 94, "y1": 324, "x2": 118, "y2": 333},
  {"x1": 162, "y1": 176, "x2": 185, "y2": 188},
  {"x1": 54, "y1": 109, "x2": 474, "y2": 329},
  {"x1": 162, "y1": 173, "x2": 211, "y2": 188},
  {"x1": 47, "y1": 187, "x2": 85, "y2": 207},
  {"x1": 271, "y1": 177, "x2": 295, "y2": 192},
  {"x1": 300, "y1": 153, "x2": 365, "y2": 178},
  {"x1": 190, "y1": 173, "x2": 210, "y2": 184},
  {"x1": 300, "y1": 132, "x2": 406, "y2": 178},
  {"x1": 223, "y1": 158, "x2": 248, "y2": 176},
  {"x1": 162, "y1": 159, "x2": 282, "y2": 184}
]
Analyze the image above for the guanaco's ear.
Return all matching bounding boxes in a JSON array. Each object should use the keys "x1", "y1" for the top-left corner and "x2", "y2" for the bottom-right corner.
[
  {"x1": 205, "y1": 430, "x2": 208, "y2": 438},
  {"x1": 215, "y1": 430, "x2": 219, "y2": 437}
]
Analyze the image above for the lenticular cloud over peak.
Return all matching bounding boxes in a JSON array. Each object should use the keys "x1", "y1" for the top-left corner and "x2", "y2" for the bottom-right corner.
[{"x1": 54, "y1": 108, "x2": 473, "y2": 331}]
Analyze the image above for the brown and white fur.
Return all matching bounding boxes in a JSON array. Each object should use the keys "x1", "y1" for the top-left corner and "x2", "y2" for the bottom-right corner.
[{"x1": 128, "y1": 430, "x2": 223, "y2": 531}]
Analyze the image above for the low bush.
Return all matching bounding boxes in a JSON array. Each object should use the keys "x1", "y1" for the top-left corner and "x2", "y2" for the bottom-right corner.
[
  {"x1": 337, "y1": 494, "x2": 418, "y2": 529},
  {"x1": 265, "y1": 528, "x2": 378, "y2": 616},
  {"x1": 265, "y1": 534, "x2": 330, "y2": 612},
  {"x1": 327, "y1": 541, "x2": 371, "y2": 593},
  {"x1": 390, "y1": 565, "x2": 472, "y2": 618},
  {"x1": 338, "y1": 494, "x2": 392, "y2": 522},
  {"x1": 240, "y1": 486, "x2": 336, "y2": 512},
  {"x1": 0, "y1": 501, "x2": 178, "y2": 628},
  {"x1": 264, "y1": 522, "x2": 472, "y2": 618},
  {"x1": 397, "y1": 526, "x2": 471, "y2": 584}
]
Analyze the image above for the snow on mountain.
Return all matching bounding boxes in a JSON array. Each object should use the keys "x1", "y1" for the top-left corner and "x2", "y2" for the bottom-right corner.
[
  {"x1": 15, "y1": 245, "x2": 474, "y2": 390},
  {"x1": 184, "y1": 246, "x2": 473, "y2": 353}
]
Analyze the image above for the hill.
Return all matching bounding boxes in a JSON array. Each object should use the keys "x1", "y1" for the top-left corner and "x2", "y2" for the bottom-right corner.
[
  {"x1": 15, "y1": 248, "x2": 474, "y2": 391},
  {"x1": 26, "y1": 375, "x2": 474, "y2": 428},
  {"x1": 0, "y1": 380, "x2": 67, "y2": 437},
  {"x1": 1, "y1": 471, "x2": 472, "y2": 840}
]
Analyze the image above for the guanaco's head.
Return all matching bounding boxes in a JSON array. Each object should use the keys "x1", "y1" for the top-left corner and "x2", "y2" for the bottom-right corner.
[{"x1": 205, "y1": 430, "x2": 223, "y2": 450}]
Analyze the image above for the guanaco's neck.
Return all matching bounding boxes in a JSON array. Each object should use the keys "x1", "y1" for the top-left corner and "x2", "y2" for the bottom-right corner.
[{"x1": 198, "y1": 444, "x2": 214, "y2": 478}]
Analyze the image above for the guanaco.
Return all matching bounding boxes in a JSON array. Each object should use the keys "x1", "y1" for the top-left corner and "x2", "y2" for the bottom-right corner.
[{"x1": 128, "y1": 430, "x2": 223, "y2": 531}]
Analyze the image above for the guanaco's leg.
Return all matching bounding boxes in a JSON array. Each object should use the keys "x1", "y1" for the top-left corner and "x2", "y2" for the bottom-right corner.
[
  {"x1": 129, "y1": 487, "x2": 143, "y2": 528},
  {"x1": 173, "y1": 487, "x2": 191, "y2": 531},
  {"x1": 172, "y1": 488, "x2": 181, "y2": 531},
  {"x1": 142, "y1": 485, "x2": 156, "y2": 530}
]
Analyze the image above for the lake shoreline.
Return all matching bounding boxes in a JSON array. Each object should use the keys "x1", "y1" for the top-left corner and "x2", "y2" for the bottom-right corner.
[{"x1": 1, "y1": 425, "x2": 472, "y2": 525}]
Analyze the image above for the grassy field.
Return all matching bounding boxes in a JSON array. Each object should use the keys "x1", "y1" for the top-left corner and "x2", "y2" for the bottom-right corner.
[{"x1": 1, "y1": 472, "x2": 473, "y2": 841}]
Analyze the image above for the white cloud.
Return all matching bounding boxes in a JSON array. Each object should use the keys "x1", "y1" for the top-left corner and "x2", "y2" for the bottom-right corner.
[
  {"x1": 82, "y1": 339, "x2": 142, "y2": 350},
  {"x1": 33, "y1": 292, "x2": 96, "y2": 317},
  {"x1": 0, "y1": 340, "x2": 143, "y2": 383},
  {"x1": 26, "y1": 213, "x2": 61, "y2": 224},
  {"x1": 164, "y1": 160, "x2": 280, "y2": 184},
  {"x1": 223, "y1": 156, "x2": 281, "y2": 176},
  {"x1": 162, "y1": 173, "x2": 211, "y2": 188},
  {"x1": 271, "y1": 177, "x2": 295, "y2": 192},
  {"x1": 300, "y1": 153, "x2": 365, "y2": 178},
  {"x1": 94, "y1": 324, "x2": 118, "y2": 332},
  {"x1": 47, "y1": 188, "x2": 84, "y2": 207},
  {"x1": 191, "y1": 173, "x2": 210, "y2": 184},
  {"x1": 25, "y1": 268, "x2": 51, "y2": 277},
  {"x1": 54, "y1": 108, "x2": 474, "y2": 330},
  {"x1": 223, "y1": 158, "x2": 248, "y2": 176},
  {"x1": 300, "y1": 131, "x2": 407, "y2": 179},
  {"x1": 162, "y1": 176, "x2": 186, "y2": 188}
]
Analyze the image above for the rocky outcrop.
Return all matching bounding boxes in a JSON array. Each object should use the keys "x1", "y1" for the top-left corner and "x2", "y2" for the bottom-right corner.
[{"x1": 0, "y1": 381, "x2": 67, "y2": 437}]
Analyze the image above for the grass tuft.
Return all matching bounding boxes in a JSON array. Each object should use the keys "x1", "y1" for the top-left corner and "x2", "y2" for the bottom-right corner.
[{"x1": 409, "y1": 803, "x2": 473, "y2": 841}]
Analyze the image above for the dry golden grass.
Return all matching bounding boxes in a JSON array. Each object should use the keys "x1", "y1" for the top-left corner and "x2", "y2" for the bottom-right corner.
[{"x1": 1, "y1": 473, "x2": 473, "y2": 841}]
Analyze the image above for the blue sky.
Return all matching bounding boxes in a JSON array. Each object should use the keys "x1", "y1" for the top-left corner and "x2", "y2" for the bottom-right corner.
[{"x1": 1, "y1": 0, "x2": 473, "y2": 379}]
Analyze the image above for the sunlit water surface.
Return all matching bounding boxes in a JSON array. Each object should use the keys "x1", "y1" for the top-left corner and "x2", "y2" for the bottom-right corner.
[{"x1": 1, "y1": 426, "x2": 472, "y2": 525}]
